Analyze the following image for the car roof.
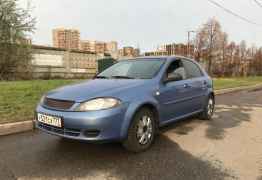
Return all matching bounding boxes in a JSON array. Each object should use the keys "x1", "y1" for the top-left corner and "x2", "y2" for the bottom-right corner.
[{"x1": 122, "y1": 56, "x2": 195, "y2": 62}]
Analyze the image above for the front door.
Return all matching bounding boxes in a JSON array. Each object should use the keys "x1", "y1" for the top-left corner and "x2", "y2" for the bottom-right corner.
[{"x1": 157, "y1": 59, "x2": 194, "y2": 123}]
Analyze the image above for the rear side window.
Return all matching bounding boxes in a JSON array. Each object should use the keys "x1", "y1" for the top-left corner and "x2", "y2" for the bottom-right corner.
[{"x1": 182, "y1": 59, "x2": 203, "y2": 79}]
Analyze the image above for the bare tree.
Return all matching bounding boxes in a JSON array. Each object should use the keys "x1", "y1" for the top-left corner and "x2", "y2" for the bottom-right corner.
[
  {"x1": 239, "y1": 40, "x2": 247, "y2": 76},
  {"x1": 219, "y1": 32, "x2": 228, "y2": 76},
  {"x1": 193, "y1": 18, "x2": 262, "y2": 77},
  {"x1": 194, "y1": 18, "x2": 225, "y2": 75}
]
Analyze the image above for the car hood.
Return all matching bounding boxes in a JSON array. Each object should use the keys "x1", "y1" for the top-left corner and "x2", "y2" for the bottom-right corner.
[{"x1": 46, "y1": 79, "x2": 147, "y2": 102}]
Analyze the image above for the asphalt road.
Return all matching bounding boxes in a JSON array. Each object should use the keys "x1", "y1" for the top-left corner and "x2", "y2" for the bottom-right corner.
[{"x1": 1, "y1": 89, "x2": 262, "y2": 180}]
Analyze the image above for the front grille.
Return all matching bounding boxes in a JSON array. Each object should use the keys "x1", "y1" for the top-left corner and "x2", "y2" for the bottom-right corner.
[
  {"x1": 38, "y1": 122, "x2": 81, "y2": 137},
  {"x1": 43, "y1": 98, "x2": 75, "y2": 110}
]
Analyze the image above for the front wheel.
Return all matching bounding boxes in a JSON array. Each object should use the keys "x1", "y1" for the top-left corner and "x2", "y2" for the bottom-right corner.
[
  {"x1": 199, "y1": 95, "x2": 215, "y2": 120},
  {"x1": 123, "y1": 108, "x2": 156, "y2": 153}
]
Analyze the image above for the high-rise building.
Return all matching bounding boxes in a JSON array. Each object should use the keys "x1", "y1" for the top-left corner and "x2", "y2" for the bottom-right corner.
[
  {"x1": 144, "y1": 50, "x2": 168, "y2": 56},
  {"x1": 94, "y1": 41, "x2": 106, "y2": 54},
  {"x1": 53, "y1": 28, "x2": 80, "y2": 50},
  {"x1": 80, "y1": 40, "x2": 96, "y2": 52},
  {"x1": 144, "y1": 43, "x2": 194, "y2": 57},
  {"x1": 164, "y1": 43, "x2": 194, "y2": 57},
  {"x1": 80, "y1": 40, "x2": 118, "y2": 56},
  {"x1": 106, "y1": 41, "x2": 118, "y2": 53},
  {"x1": 133, "y1": 48, "x2": 140, "y2": 57},
  {"x1": 106, "y1": 41, "x2": 118, "y2": 59},
  {"x1": 118, "y1": 46, "x2": 140, "y2": 58},
  {"x1": 123, "y1": 47, "x2": 134, "y2": 57}
]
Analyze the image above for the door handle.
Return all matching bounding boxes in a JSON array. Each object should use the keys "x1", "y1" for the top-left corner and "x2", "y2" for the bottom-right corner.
[
  {"x1": 183, "y1": 84, "x2": 189, "y2": 88},
  {"x1": 202, "y1": 81, "x2": 208, "y2": 89}
]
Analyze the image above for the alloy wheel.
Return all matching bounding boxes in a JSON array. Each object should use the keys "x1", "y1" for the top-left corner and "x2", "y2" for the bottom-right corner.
[
  {"x1": 136, "y1": 115, "x2": 153, "y2": 145},
  {"x1": 207, "y1": 98, "x2": 214, "y2": 116}
]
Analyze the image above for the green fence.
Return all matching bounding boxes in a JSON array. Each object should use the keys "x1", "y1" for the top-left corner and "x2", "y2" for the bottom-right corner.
[{"x1": 97, "y1": 58, "x2": 116, "y2": 73}]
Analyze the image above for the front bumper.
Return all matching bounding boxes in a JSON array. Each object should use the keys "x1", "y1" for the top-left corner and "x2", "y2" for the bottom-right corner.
[{"x1": 35, "y1": 103, "x2": 128, "y2": 142}]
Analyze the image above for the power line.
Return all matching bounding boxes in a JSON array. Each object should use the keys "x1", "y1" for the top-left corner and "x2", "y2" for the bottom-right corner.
[
  {"x1": 207, "y1": 0, "x2": 262, "y2": 26},
  {"x1": 254, "y1": 0, "x2": 262, "y2": 9}
]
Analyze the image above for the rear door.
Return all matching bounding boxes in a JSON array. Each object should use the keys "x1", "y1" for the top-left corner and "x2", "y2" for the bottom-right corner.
[{"x1": 182, "y1": 59, "x2": 207, "y2": 112}]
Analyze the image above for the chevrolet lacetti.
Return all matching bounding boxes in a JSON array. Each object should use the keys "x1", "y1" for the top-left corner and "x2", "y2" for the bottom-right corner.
[{"x1": 35, "y1": 56, "x2": 215, "y2": 152}]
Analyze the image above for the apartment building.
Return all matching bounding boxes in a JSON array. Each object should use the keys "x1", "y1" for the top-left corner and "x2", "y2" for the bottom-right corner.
[
  {"x1": 53, "y1": 28, "x2": 80, "y2": 50},
  {"x1": 106, "y1": 41, "x2": 118, "y2": 53},
  {"x1": 144, "y1": 43, "x2": 194, "y2": 57},
  {"x1": 52, "y1": 28, "x2": 121, "y2": 58},
  {"x1": 79, "y1": 40, "x2": 96, "y2": 52},
  {"x1": 144, "y1": 50, "x2": 168, "y2": 56},
  {"x1": 80, "y1": 40, "x2": 118, "y2": 56},
  {"x1": 133, "y1": 48, "x2": 140, "y2": 57},
  {"x1": 164, "y1": 43, "x2": 194, "y2": 57},
  {"x1": 118, "y1": 46, "x2": 140, "y2": 58},
  {"x1": 95, "y1": 41, "x2": 107, "y2": 54}
]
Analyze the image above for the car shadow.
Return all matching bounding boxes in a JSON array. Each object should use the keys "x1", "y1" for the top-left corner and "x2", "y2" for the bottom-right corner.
[
  {"x1": 0, "y1": 132, "x2": 235, "y2": 180},
  {"x1": 205, "y1": 90, "x2": 262, "y2": 140},
  {"x1": 162, "y1": 90, "x2": 261, "y2": 140}
]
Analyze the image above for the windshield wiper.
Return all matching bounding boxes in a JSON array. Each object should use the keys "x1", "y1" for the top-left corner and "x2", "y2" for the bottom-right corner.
[
  {"x1": 111, "y1": 75, "x2": 134, "y2": 79},
  {"x1": 95, "y1": 76, "x2": 108, "y2": 79}
]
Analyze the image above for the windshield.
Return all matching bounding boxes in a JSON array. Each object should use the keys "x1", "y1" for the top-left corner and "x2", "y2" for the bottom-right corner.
[{"x1": 97, "y1": 59, "x2": 165, "y2": 79}]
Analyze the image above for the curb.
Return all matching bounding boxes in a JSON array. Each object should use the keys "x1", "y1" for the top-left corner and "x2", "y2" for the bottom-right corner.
[
  {"x1": 1, "y1": 83, "x2": 262, "y2": 137},
  {"x1": 215, "y1": 83, "x2": 262, "y2": 95},
  {"x1": 0, "y1": 120, "x2": 34, "y2": 136}
]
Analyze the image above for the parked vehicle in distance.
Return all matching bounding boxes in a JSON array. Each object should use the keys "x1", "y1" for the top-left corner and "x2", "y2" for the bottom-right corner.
[{"x1": 35, "y1": 56, "x2": 215, "y2": 152}]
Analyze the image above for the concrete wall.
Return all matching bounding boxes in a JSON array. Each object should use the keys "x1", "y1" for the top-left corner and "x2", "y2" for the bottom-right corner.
[{"x1": 31, "y1": 45, "x2": 104, "y2": 79}]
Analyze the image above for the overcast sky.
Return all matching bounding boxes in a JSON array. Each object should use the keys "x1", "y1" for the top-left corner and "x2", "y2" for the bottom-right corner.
[{"x1": 19, "y1": 0, "x2": 262, "y2": 51}]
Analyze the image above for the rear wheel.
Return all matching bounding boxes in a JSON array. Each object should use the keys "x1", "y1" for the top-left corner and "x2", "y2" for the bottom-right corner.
[
  {"x1": 199, "y1": 95, "x2": 215, "y2": 120},
  {"x1": 123, "y1": 108, "x2": 156, "y2": 153}
]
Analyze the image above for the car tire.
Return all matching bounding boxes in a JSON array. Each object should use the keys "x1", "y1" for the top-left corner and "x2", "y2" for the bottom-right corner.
[
  {"x1": 199, "y1": 95, "x2": 215, "y2": 120},
  {"x1": 123, "y1": 107, "x2": 156, "y2": 153}
]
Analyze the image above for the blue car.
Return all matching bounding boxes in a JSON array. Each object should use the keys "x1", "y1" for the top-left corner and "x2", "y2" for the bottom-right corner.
[{"x1": 36, "y1": 56, "x2": 215, "y2": 152}]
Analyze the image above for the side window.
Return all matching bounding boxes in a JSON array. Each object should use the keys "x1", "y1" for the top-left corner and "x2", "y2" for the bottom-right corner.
[
  {"x1": 182, "y1": 59, "x2": 203, "y2": 79},
  {"x1": 165, "y1": 60, "x2": 186, "y2": 81}
]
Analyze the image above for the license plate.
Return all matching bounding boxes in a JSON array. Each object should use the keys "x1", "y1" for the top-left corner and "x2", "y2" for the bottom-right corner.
[{"x1": 37, "y1": 113, "x2": 62, "y2": 128}]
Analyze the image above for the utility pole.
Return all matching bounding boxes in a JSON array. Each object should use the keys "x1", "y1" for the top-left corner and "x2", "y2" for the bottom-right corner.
[{"x1": 187, "y1": 31, "x2": 196, "y2": 57}]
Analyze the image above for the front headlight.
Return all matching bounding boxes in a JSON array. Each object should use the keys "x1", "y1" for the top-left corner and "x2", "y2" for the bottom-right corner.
[
  {"x1": 39, "y1": 95, "x2": 46, "y2": 105},
  {"x1": 75, "y1": 98, "x2": 121, "y2": 111}
]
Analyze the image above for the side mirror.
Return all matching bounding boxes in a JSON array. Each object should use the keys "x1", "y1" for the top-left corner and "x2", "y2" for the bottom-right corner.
[
  {"x1": 164, "y1": 73, "x2": 183, "y2": 83},
  {"x1": 93, "y1": 73, "x2": 99, "y2": 79}
]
